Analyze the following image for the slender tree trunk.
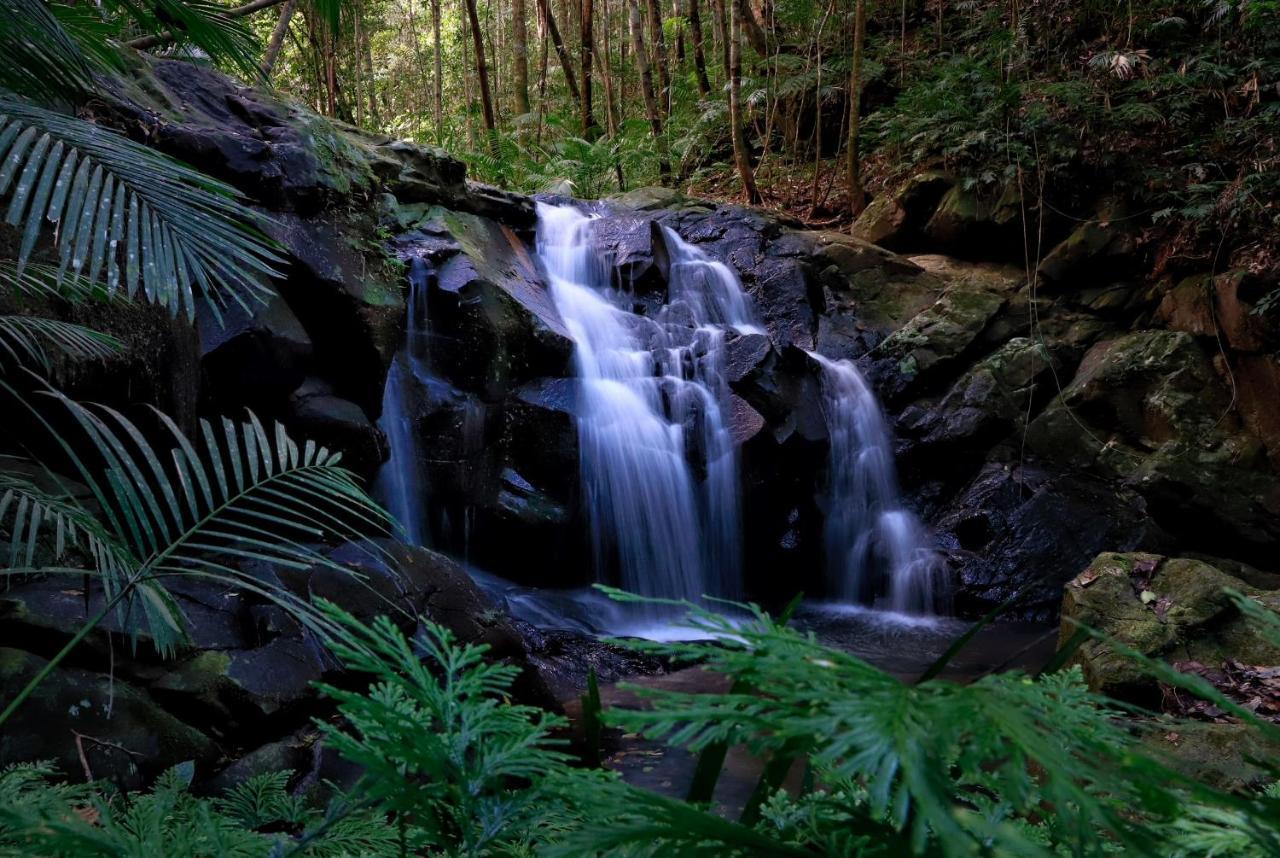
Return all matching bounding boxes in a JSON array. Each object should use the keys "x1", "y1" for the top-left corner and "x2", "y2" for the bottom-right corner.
[
  {"x1": 513, "y1": 0, "x2": 532, "y2": 113},
  {"x1": 645, "y1": 0, "x2": 670, "y2": 113},
  {"x1": 362, "y1": 17, "x2": 379, "y2": 123},
  {"x1": 729, "y1": 0, "x2": 760, "y2": 202},
  {"x1": 673, "y1": 0, "x2": 685, "y2": 62},
  {"x1": 846, "y1": 0, "x2": 866, "y2": 218},
  {"x1": 536, "y1": 0, "x2": 552, "y2": 145},
  {"x1": 260, "y1": 0, "x2": 298, "y2": 78},
  {"x1": 736, "y1": 0, "x2": 768, "y2": 54},
  {"x1": 710, "y1": 0, "x2": 730, "y2": 79},
  {"x1": 539, "y1": 0, "x2": 583, "y2": 103},
  {"x1": 581, "y1": 0, "x2": 597, "y2": 135},
  {"x1": 600, "y1": 0, "x2": 625, "y2": 188},
  {"x1": 688, "y1": 0, "x2": 712, "y2": 95},
  {"x1": 627, "y1": 0, "x2": 670, "y2": 179},
  {"x1": 432, "y1": 0, "x2": 444, "y2": 142},
  {"x1": 464, "y1": 0, "x2": 499, "y2": 145},
  {"x1": 809, "y1": 0, "x2": 834, "y2": 212}
]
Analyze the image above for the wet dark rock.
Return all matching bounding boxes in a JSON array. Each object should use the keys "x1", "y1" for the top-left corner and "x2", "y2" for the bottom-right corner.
[
  {"x1": 197, "y1": 293, "x2": 312, "y2": 413},
  {"x1": 426, "y1": 211, "x2": 573, "y2": 398},
  {"x1": 937, "y1": 463, "x2": 1166, "y2": 620},
  {"x1": 505, "y1": 377, "x2": 584, "y2": 502},
  {"x1": 266, "y1": 213, "x2": 402, "y2": 413},
  {"x1": 516, "y1": 622, "x2": 667, "y2": 701},
  {"x1": 286, "y1": 377, "x2": 388, "y2": 478},
  {"x1": 0, "y1": 647, "x2": 215, "y2": 790}
]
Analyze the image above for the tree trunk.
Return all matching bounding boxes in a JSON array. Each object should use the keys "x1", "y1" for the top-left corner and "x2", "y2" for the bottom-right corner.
[
  {"x1": 846, "y1": 0, "x2": 866, "y2": 218},
  {"x1": 729, "y1": 0, "x2": 760, "y2": 202},
  {"x1": 581, "y1": 0, "x2": 597, "y2": 135},
  {"x1": 710, "y1": 0, "x2": 730, "y2": 79},
  {"x1": 362, "y1": 16, "x2": 379, "y2": 123},
  {"x1": 736, "y1": 0, "x2": 768, "y2": 55},
  {"x1": 688, "y1": 0, "x2": 712, "y2": 95},
  {"x1": 464, "y1": 0, "x2": 499, "y2": 145},
  {"x1": 260, "y1": 0, "x2": 298, "y2": 79},
  {"x1": 627, "y1": 0, "x2": 670, "y2": 179},
  {"x1": 600, "y1": 0, "x2": 625, "y2": 188},
  {"x1": 539, "y1": 0, "x2": 583, "y2": 103},
  {"x1": 513, "y1": 0, "x2": 532, "y2": 114},
  {"x1": 432, "y1": 0, "x2": 444, "y2": 142},
  {"x1": 645, "y1": 0, "x2": 670, "y2": 112}
]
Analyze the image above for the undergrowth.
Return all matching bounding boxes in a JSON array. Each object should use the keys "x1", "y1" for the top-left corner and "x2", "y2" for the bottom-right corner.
[{"x1": 1, "y1": 593, "x2": 1278, "y2": 856}]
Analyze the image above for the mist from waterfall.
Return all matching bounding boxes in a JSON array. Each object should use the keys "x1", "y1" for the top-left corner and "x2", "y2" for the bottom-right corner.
[
  {"x1": 373, "y1": 257, "x2": 431, "y2": 546},
  {"x1": 535, "y1": 202, "x2": 757, "y2": 605},
  {"x1": 809, "y1": 352, "x2": 942, "y2": 615}
]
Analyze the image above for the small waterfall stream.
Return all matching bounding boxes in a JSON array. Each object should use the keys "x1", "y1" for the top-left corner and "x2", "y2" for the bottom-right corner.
[
  {"x1": 373, "y1": 204, "x2": 943, "y2": 633},
  {"x1": 810, "y1": 352, "x2": 941, "y2": 614},
  {"x1": 373, "y1": 257, "x2": 432, "y2": 546},
  {"x1": 535, "y1": 202, "x2": 757, "y2": 605}
]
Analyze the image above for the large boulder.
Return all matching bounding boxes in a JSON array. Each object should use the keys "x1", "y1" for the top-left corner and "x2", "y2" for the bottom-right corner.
[
  {"x1": 0, "y1": 648, "x2": 216, "y2": 790},
  {"x1": 871, "y1": 256, "x2": 1023, "y2": 401},
  {"x1": 285, "y1": 377, "x2": 388, "y2": 478},
  {"x1": 197, "y1": 293, "x2": 312, "y2": 414},
  {"x1": 937, "y1": 464, "x2": 1164, "y2": 620},
  {"x1": 1026, "y1": 330, "x2": 1280, "y2": 560},
  {"x1": 267, "y1": 213, "x2": 403, "y2": 414},
  {"x1": 425, "y1": 211, "x2": 574, "y2": 398},
  {"x1": 852, "y1": 170, "x2": 952, "y2": 250},
  {"x1": 1036, "y1": 197, "x2": 1140, "y2": 289},
  {"x1": 922, "y1": 184, "x2": 1026, "y2": 260},
  {"x1": 1060, "y1": 552, "x2": 1280, "y2": 703}
]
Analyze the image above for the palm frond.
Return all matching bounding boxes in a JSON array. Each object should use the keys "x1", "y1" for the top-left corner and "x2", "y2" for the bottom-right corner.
[
  {"x1": 0, "y1": 316, "x2": 120, "y2": 372},
  {"x1": 0, "y1": 99, "x2": 281, "y2": 319},
  {"x1": 115, "y1": 0, "x2": 263, "y2": 79},
  {"x1": 0, "y1": 0, "x2": 105, "y2": 103}
]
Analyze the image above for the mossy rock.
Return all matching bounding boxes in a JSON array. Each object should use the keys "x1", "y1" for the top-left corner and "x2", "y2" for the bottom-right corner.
[
  {"x1": 852, "y1": 170, "x2": 952, "y2": 249},
  {"x1": 1061, "y1": 553, "x2": 1280, "y2": 701},
  {"x1": 0, "y1": 648, "x2": 215, "y2": 789},
  {"x1": 875, "y1": 259, "x2": 1013, "y2": 399},
  {"x1": 1139, "y1": 720, "x2": 1280, "y2": 793},
  {"x1": 1027, "y1": 331, "x2": 1280, "y2": 551}
]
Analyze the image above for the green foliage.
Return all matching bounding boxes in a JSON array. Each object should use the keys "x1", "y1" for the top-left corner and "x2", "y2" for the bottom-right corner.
[
  {"x1": 0, "y1": 761, "x2": 397, "y2": 856},
  {"x1": 314, "y1": 601, "x2": 581, "y2": 854},
  {"x1": 2, "y1": 595, "x2": 1279, "y2": 855}
]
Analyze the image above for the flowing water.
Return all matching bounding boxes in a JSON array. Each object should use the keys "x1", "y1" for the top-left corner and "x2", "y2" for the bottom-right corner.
[
  {"x1": 809, "y1": 352, "x2": 942, "y2": 614},
  {"x1": 535, "y1": 202, "x2": 759, "y2": 607},
  {"x1": 375, "y1": 207, "x2": 943, "y2": 635},
  {"x1": 373, "y1": 257, "x2": 432, "y2": 546}
]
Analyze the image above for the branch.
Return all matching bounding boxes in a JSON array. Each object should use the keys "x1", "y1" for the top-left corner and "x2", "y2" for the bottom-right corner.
[{"x1": 125, "y1": 0, "x2": 289, "y2": 50}]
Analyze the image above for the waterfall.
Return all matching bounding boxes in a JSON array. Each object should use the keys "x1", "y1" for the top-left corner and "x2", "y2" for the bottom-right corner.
[
  {"x1": 535, "y1": 202, "x2": 756, "y2": 605},
  {"x1": 809, "y1": 352, "x2": 941, "y2": 615},
  {"x1": 373, "y1": 257, "x2": 432, "y2": 546}
]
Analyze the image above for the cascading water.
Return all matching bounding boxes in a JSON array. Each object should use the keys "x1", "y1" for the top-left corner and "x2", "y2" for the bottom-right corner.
[
  {"x1": 809, "y1": 352, "x2": 941, "y2": 615},
  {"x1": 535, "y1": 202, "x2": 758, "y2": 606},
  {"x1": 373, "y1": 257, "x2": 432, "y2": 546}
]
